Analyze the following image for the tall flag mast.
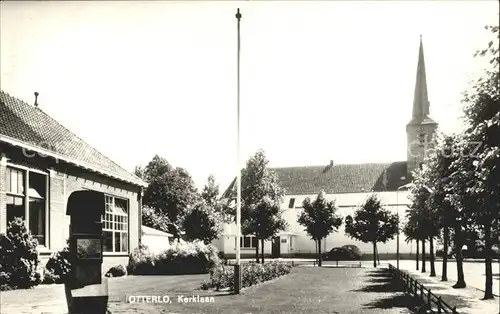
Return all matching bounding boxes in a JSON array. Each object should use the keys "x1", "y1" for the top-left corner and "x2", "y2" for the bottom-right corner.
[{"x1": 234, "y1": 7, "x2": 242, "y2": 294}]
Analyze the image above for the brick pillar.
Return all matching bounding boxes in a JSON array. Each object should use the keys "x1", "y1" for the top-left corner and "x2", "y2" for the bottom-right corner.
[
  {"x1": 49, "y1": 169, "x2": 67, "y2": 250},
  {"x1": 0, "y1": 153, "x2": 7, "y2": 234},
  {"x1": 138, "y1": 187, "x2": 143, "y2": 245}
]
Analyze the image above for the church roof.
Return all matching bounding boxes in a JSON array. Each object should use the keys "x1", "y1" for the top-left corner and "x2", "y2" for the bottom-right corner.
[{"x1": 222, "y1": 161, "x2": 409, "y2": 197}]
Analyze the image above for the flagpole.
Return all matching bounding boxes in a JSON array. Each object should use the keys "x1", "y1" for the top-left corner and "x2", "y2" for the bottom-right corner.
[{"x1": 234, "y1": 7, "x2": 242, "y2": 294}]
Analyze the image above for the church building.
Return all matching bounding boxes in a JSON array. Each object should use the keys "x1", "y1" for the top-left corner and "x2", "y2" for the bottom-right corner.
[{"x1": 217, "y1": 36, "x2": 439, "y2": 259}]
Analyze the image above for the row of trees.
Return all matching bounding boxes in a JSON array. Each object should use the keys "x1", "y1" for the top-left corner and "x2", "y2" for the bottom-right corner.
[
  {"x1": 403, "y1": 25, "x2": 499, "y2": 300},
  {"x1": 135, "y1": 150, "x2": 292, "y2": 256},
  {"x1": 300, "y1": 192, "x2": 399, "y2": 267},
  {"x1": 224, "y1": 150, "x2": 401, "y2": 267},
  {"x1": 136, "y1": 150, "x2": 402, "y2": 270},
  {"x1": 135, "y1": 155, "x2": 226, "y2": 244}
]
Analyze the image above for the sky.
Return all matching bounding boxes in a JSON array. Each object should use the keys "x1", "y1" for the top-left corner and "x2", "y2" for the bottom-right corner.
[{"x1": 1, "y1": 1, "x2": 499, "y2": 191}]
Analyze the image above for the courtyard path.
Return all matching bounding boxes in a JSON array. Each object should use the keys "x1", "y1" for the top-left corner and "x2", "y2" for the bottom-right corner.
[
  {"x1": 229, "y1": 258, "x2": 500, "y2": 297},
  {"x1": 0, "y1": 267, "x2": 418, "y2": 314},
  {"x1": 107, "y1": 267, "x2": 419, "y2": 314},
  {"x1": 395, "y1": 259, "x2": 500, "y2": 298},
  {"x1": 398, "y1": 267, "x2": 498, "y2": 314}
]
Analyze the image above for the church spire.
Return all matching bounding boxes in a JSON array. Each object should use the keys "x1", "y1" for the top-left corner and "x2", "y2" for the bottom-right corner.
[
  {"x1": 411, "y1": 35, "x2": 430, "y2": 121},
  {"x1": 406, "y1": 35, "x2": 438, "y2": 182}
]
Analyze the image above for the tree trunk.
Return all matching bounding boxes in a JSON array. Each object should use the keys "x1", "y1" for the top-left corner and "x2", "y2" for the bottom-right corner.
[
  {"x1": 442, "y1": 226, "x2": 449, "y2": 281},
  {"x1": 416, "y1": 239, "x2": 420, "y2": 271},
  {"x1": 421, "y1": 239, "x2": 426, "y2": 272},
  {"x1": 255, "y1": 238, "x2": 260, "y2": 263},
  {"x1": 430, "y1": 237, "x2": 436, "y2": 277},
  {"x1": 483, "y1": 223, "x2": 494, "y2": 299},
  {"x1": 261, "y1": 239, "x2": 265, "y2": 264},
  {"x1": 315, "y1": 240, "x2": 318, "y2": 265},
  {"x1": 373, "y1": 242, "x2": 377, "y2": 268},
  {"x1": 453, "y1": 224, "x2": 466, "y2": 288},
  {"x1": 376, "y1": 245, "x2": 380, "y2": 266},
  {"x1": 318, "y1": 239, "x2": 322, "y2": 267}
]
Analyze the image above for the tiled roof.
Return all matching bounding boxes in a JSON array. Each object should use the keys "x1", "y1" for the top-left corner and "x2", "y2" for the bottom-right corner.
[
  {"x1": 222, "y1": 161, "x2": 409, "y2": 197},
  {"x1": 0, "y1": 90, "x2": 146, "y2": 187}
]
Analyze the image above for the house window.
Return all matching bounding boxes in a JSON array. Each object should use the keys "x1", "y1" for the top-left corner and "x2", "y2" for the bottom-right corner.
[
  {"x1": 288, "y1": 198, "x2": 295, "y2": 208},
  {"x1": 239, "y1": 236, "x2": 257, "y2": 249},
  {"x1": 5, "y1": 167, "x2": 47, "y2": 246},
  {"x1": 102, "y1": 195, "x2": 129, "y2": 253}
]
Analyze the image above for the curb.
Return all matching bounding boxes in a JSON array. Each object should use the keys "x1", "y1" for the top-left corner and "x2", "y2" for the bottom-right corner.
[
  {"x1": 405, "y1": 270, "x2": 500, "y2": 298},
  {"x1": 467, "y1": 284, "x2": 500, "y2": 298}
]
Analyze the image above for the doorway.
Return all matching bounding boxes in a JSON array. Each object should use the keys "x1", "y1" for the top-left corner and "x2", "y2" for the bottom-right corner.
[{"x1": 272, "y1": 236, "x2": 281, "y2": 258}]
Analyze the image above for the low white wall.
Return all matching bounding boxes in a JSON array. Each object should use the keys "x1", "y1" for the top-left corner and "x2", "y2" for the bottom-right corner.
[
  {"x1": 217, "y1": 190, "x2": 414, "y2": 256},
  {"x1": 142, "y1": 234, "x2": 170, "y2": 253}
]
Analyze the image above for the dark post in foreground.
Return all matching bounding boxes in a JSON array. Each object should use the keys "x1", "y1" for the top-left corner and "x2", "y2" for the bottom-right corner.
[
  {"x1": 233, "y1": 7, "x2": 242, "y2": 294},
  {"x1": 65, "y1": 190, "x2": 108, "y2": 313}
]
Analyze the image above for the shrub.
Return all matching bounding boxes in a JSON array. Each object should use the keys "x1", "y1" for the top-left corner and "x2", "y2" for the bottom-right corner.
[
  {"x1": 42, "y1": 269, "x2": 60, "y2": 285},
  {"x1": 204, "y1": 266, "x2": 234, "y2": 291},
  {"x1": 217, "y1": 251, "x2": 228, "y2": 265},
  {"x1": 128, "y1": 240, "x2": 221, "y2": 275},
  {"x1": 105, "y1": 264, "x2": 127, "y2": 278},
  {"x1": 127, "y1": 244, "x2": 154, "y2": 274},
  {"x1": 0, "y1": 218, "x2": 42, "y2": 290},
  {"x1": 43, "y1": 240, "x2": 72, "y2": 284},
  {"x1": 201, "y1": 261, "x2": 292, "y2": 291}
]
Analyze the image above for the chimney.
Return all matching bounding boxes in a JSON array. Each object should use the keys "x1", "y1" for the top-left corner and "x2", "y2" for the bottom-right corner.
[
  {"x1": 322, "y1": 160, "x2": 335, "y2": 173},
  {"x1": 34, "y1": 92, "x2": 39, "y2": 107}
]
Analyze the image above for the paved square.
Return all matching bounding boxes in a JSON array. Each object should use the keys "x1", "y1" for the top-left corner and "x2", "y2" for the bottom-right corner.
[{"x1": 1, "y1": 267, "x2": 420, "y2": 314}]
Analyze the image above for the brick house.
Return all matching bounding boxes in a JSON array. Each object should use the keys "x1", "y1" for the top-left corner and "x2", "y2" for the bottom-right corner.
[{"x1": 0, "y1": 90, "x2": 147, "y2": 272}]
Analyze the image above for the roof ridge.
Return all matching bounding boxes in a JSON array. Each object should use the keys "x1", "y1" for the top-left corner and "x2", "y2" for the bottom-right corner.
[
  {"x1": 0, "y1": 90, "x2": 144, "y2": 185},
  {"x1": 223, "y1": 161, "x2": 409, "y2": 196},
  {"x1": 0, "y1": 90, "x2": 30, "y2": 107},
  {"x1": 271, "y1": 161, "x2": 407, "y2": 169},
  {"x1": 1, "y1": 91, "x2": 134, "y2": 176}
]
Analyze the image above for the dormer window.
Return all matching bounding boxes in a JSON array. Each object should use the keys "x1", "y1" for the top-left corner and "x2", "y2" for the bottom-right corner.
[{"x1": 288, "y1": 198, "x2": 295, "y2": 208}]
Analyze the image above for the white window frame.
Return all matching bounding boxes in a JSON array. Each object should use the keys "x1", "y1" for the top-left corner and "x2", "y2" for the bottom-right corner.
[
  {"x1": 5, "y1": 164, "x2": 49, "y2": 248},
  {"x1": 102, "y1": 195, "x2": 129, "y2": 254}
]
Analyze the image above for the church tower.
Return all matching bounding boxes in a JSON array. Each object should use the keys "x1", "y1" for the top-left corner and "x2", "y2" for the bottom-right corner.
[{"x1": 406, "y1": 36, "x2": 438, "y2": 180}]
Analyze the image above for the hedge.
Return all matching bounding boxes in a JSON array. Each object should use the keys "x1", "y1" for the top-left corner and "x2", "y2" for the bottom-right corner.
[
  {"x1": 201, "y1": 261, "x2": 293, "y2": 291},
  {"x1": 128, "y1": 241, "x2": 221, "y2": 275}
]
